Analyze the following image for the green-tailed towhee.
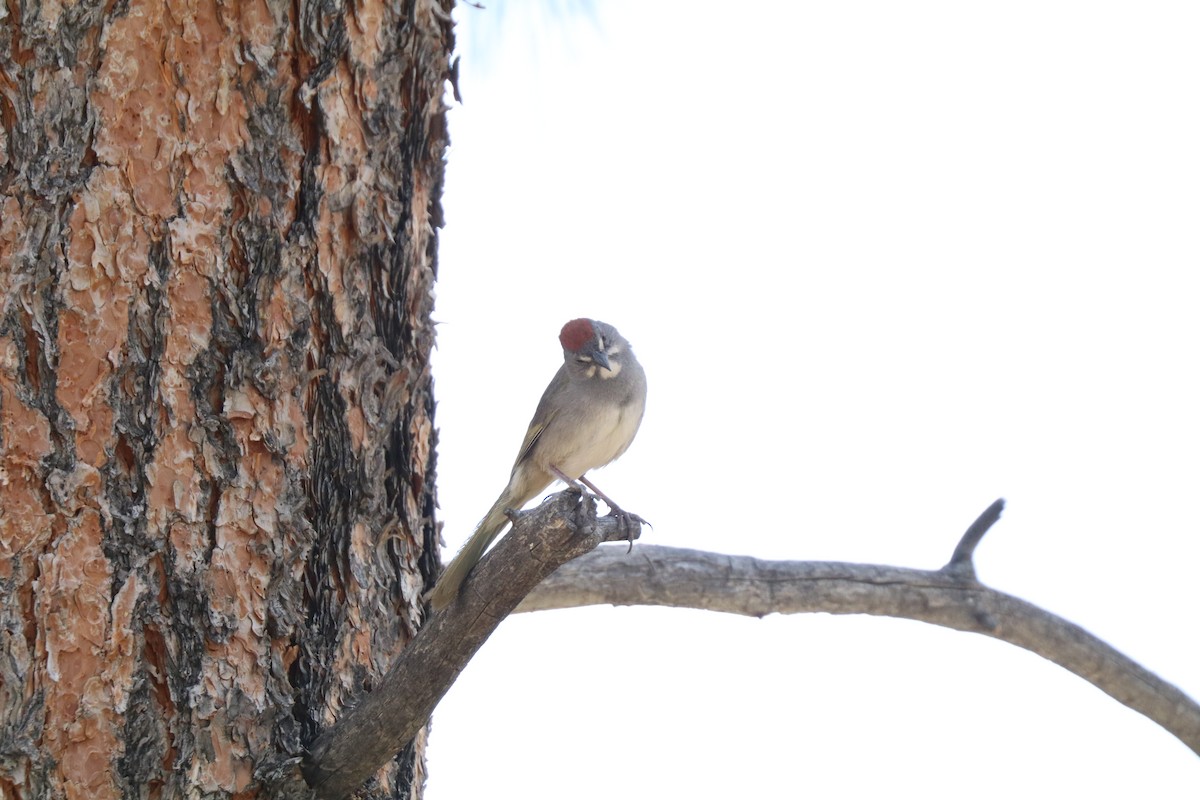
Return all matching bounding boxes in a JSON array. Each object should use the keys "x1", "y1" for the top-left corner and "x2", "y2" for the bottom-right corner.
[{"x1": 427, "y1": 318, "x2": 647, "y2": 610}]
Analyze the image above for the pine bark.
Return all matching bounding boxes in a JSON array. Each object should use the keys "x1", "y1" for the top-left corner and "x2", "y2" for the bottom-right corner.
[{"x1": 0, "y1": 1, "x2": 451, "y2": 797}]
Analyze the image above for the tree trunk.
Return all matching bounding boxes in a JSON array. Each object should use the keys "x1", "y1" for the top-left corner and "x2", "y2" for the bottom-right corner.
[{"x1": 0, "y1": 2, "x2": 451, "y2": 797}]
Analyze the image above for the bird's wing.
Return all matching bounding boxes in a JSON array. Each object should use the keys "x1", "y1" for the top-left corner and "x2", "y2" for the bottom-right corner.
[{"x1": 511, "y1": 363, "x2": 568, "y2": 471}]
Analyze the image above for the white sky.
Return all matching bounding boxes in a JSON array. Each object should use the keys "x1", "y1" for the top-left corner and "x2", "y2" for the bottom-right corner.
[{"x1": 425, "y1": 2, "x2": 1200, "y2": 796}]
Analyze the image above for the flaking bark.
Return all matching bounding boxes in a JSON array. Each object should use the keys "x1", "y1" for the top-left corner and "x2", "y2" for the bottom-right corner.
[{"x1": 0, "y1": 2, "x2": 452, "y2": 797}]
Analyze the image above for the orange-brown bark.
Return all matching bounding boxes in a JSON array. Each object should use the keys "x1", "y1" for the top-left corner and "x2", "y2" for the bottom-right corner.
[{"x1": 0, "y1": 1, "x2": 451, "y2": 797}]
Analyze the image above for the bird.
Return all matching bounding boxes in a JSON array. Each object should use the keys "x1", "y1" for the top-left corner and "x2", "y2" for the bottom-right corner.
[{"x1": 427, "y1": 318, "x2": 647, "y2": 610}]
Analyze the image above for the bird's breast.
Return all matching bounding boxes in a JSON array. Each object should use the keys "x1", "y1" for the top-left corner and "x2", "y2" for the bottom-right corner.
[{"x1": 536, "y1": 397, "x2": 643, "y2": 480}]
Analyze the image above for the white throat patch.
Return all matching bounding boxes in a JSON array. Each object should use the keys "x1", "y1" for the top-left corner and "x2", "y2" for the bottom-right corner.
[
  {"x1": 596, "y1": 360, "x2": 622, "y2": 379},
  {"x1": 590, "y1": 344, "x2": 623, "y2": 379}
]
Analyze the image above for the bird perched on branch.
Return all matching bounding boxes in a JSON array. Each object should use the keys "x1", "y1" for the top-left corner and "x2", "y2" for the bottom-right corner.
[{"x1": 427, "y1": 318, "x2": 647, "y2": 610}]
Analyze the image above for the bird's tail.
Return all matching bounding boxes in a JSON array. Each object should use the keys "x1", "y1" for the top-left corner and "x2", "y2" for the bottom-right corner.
[{"x1": 426, "y1": 491, "x2": 516, "y2": 610}]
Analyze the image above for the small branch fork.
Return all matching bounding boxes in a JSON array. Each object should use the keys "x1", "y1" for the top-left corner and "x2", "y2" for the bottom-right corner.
[
  {"x1": 287, "y1": 497, "x2": 1200, "y2": 799},
  {"x1": 943, "y1": 497, "x2": 1005, "y2": 580}
]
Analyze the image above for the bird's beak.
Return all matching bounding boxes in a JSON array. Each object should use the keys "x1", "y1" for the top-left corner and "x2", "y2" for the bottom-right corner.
[{"x1": 590, "y1": 348, "x2": 611, "y2": 371}]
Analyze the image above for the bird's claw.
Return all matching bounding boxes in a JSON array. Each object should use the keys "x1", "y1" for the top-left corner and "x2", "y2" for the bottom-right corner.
[{"x1": 606, "y1": 507, "x2": 648, "y2": 553}]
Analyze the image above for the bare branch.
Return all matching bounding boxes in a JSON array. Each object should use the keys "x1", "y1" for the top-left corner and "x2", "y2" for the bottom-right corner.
[
  {"x1": 293, "y1": 496, "x2": 1200, "y2": 799},
  {"x1": 301, "y1": 490, "x2": 641, "y2": 799},
  {"x1": 518, "y1": 543, "x2": 1200, "y2": 757}
]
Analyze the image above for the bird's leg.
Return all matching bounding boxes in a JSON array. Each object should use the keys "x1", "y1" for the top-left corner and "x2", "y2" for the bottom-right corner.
[
  {"x1": 577, "y1": 474, "x2": 648, "y2": 553},
  {"x1": 575, "y1": 474, "x2": 617, "y2": 510},
  {"x1": 549, "y1": 465, "x2": 585, "y2": 494},
  {"x1": 548, "y1": 467, "x2": 646, "y2": 550}
]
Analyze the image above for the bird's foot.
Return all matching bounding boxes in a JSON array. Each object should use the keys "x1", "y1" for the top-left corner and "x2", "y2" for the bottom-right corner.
[{"x1": 606, "y1": 507, "x2": 649, "y2": 553}]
